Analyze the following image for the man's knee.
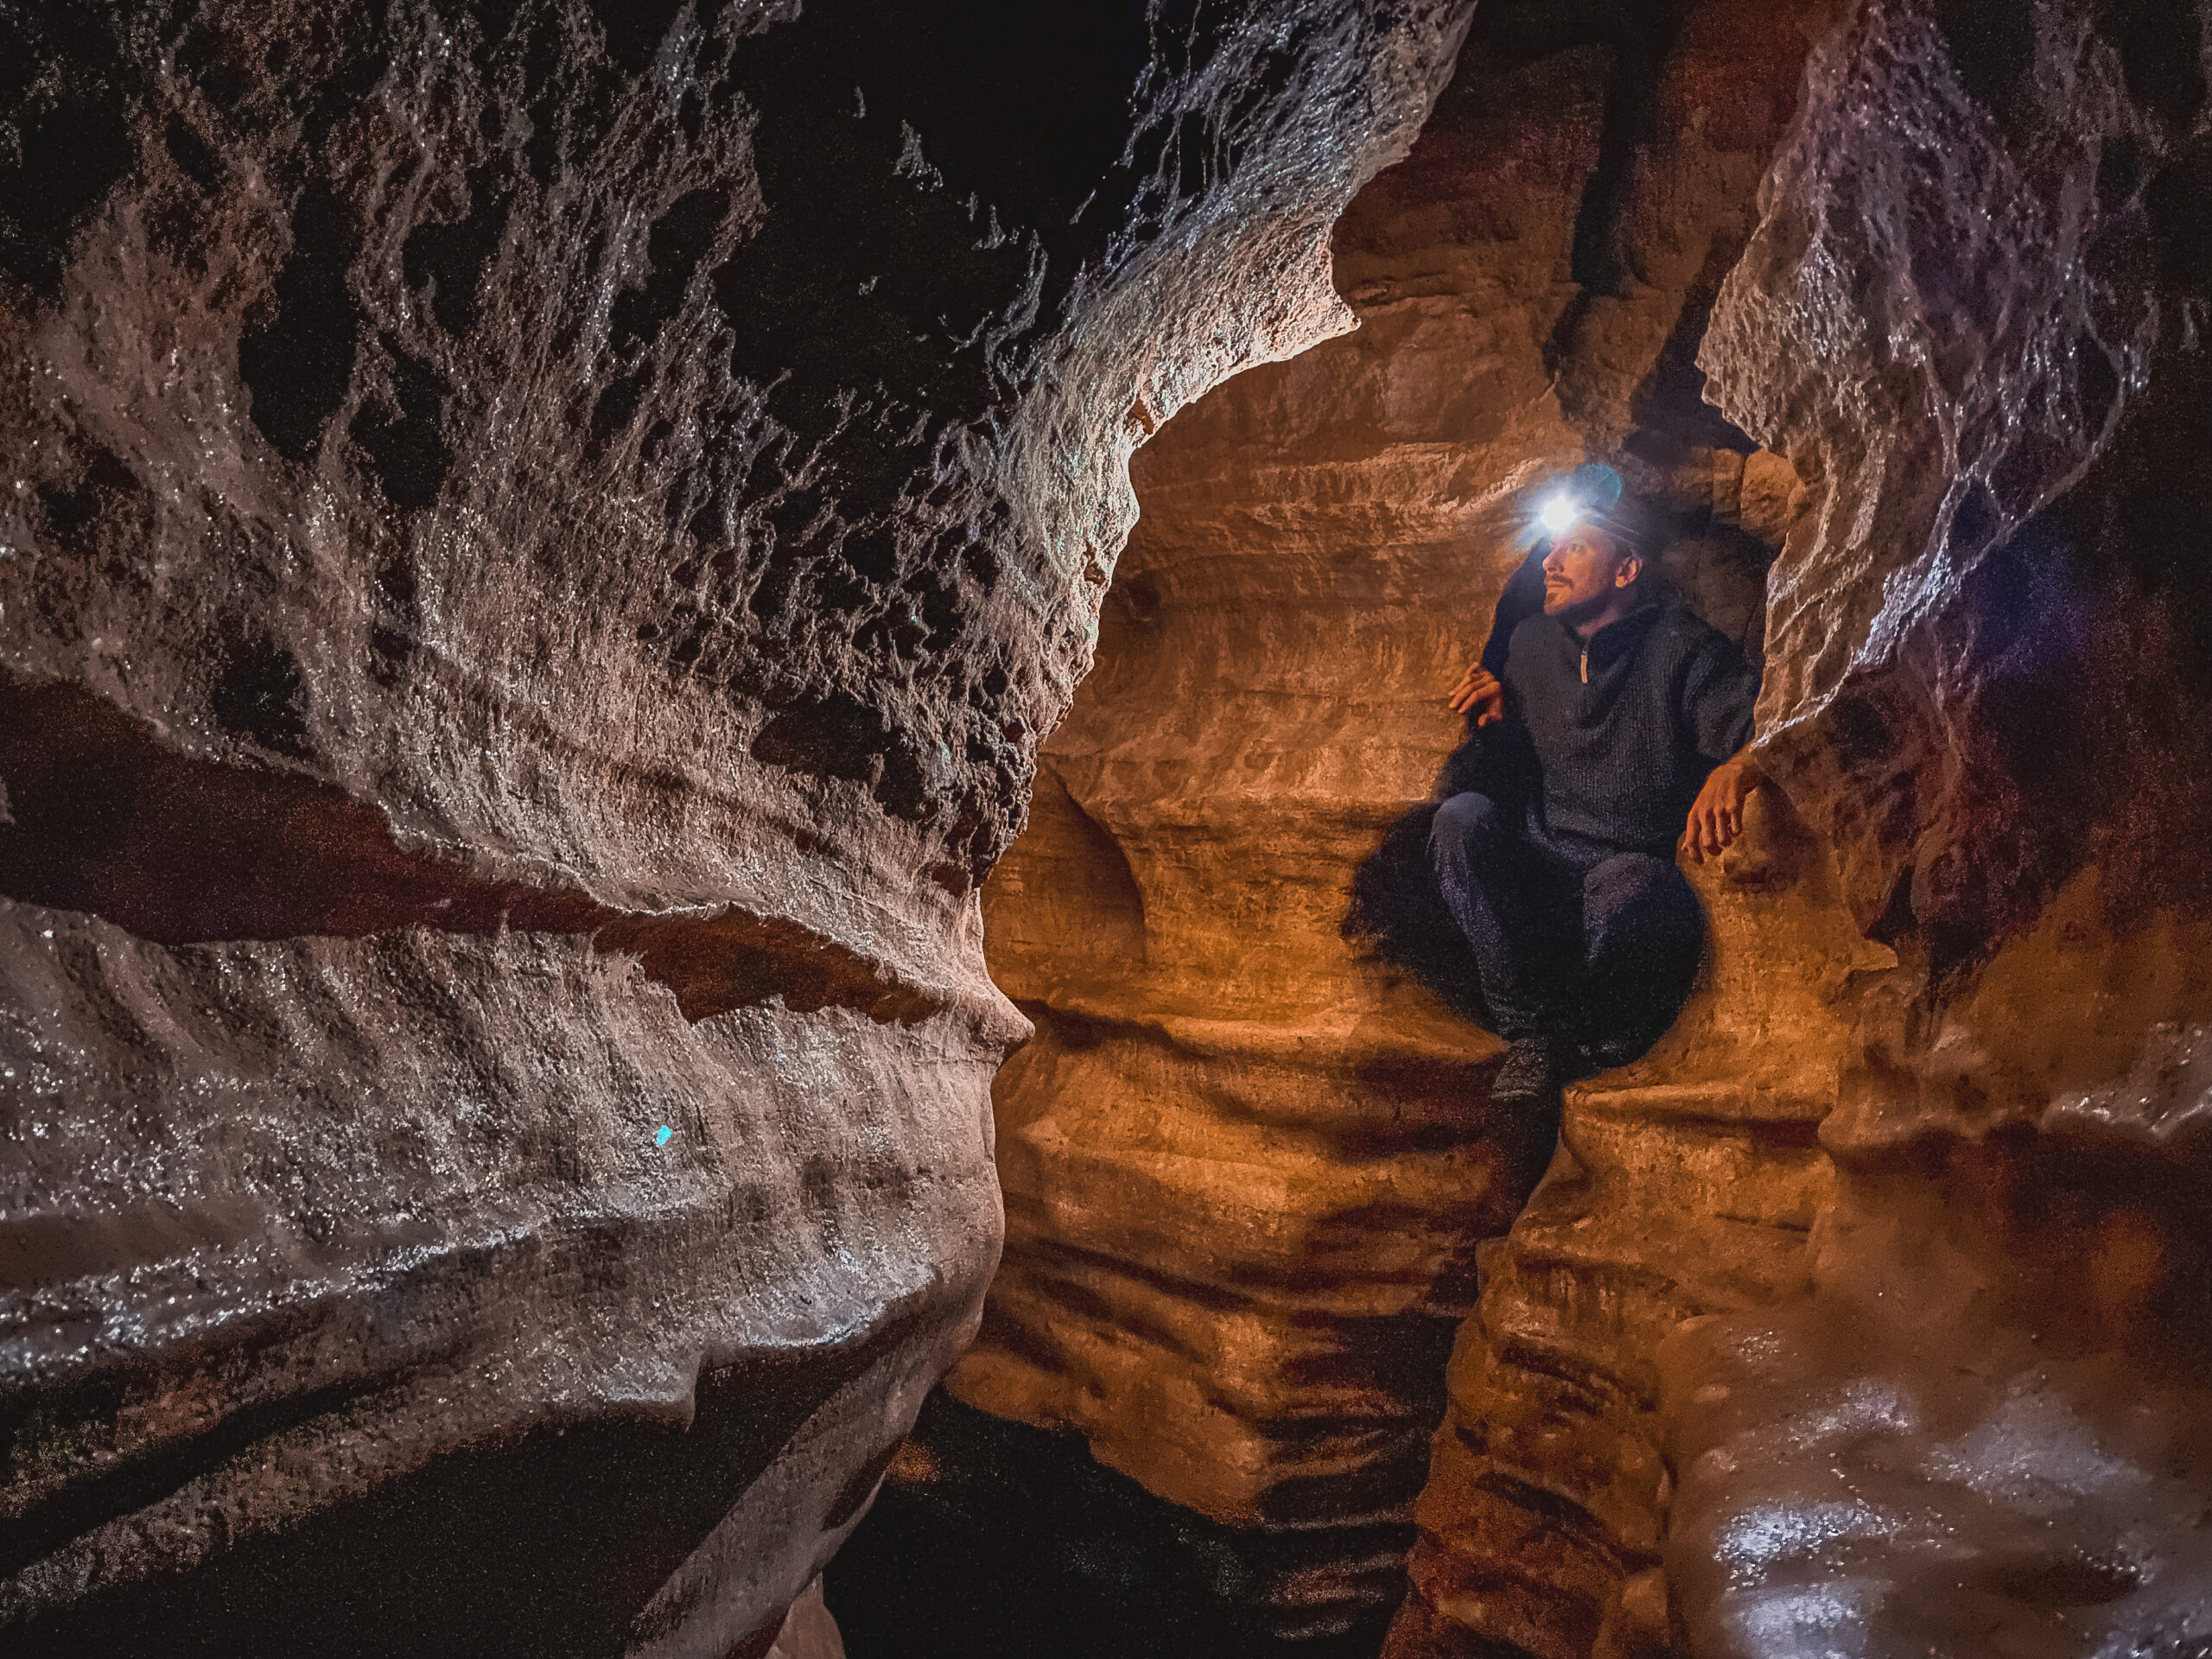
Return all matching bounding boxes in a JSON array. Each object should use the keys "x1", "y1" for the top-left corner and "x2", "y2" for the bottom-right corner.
[
  {"x1": 1431, "y1": 791, "x2": 1504, "y2": 855},
  {"x1": 1583, "y1": 852, "x2": 1705, "y2": 987},
  {"x1": 1585, "y1": 852, "x2": 1699, "y2": 931},
  {"x1": 1573, "y1": 854, "x2": 1705, "y2": 1068}
]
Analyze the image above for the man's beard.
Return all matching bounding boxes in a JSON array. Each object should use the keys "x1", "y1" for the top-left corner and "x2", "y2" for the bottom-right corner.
[{"x1": 1545, "y1": 587, "x2": 1608, "y2": 626}]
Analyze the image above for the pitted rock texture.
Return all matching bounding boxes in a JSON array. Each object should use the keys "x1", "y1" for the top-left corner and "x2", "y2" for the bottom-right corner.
[
  {"x1": 937, "y1": 3, "x2": 1831, "y2": 1646},
  {"x1": 1660, "y1": 0, "x2": 2212, "y2": 1652},
  {"x1": 1386, "y1": 811, "x2": 1889, "y2": 1659},
  {"x1": 0, "y1": 2, "x2": 1471, "y2": 1653},
  {"x1": 1392, "y1": 2, "x2": 2212, "y2": 1654},
  {"x1": 900, "y1": 0, "x2": 2212, "y2": 1652},
  {"x1": 1708, "y1": 0, "x2": 2212, "y2": 955}
]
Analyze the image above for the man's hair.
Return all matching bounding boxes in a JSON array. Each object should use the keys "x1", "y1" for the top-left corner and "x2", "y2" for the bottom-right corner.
[{"x1": 1588, "y1": 494, "x2": 1659, "y2": 571}]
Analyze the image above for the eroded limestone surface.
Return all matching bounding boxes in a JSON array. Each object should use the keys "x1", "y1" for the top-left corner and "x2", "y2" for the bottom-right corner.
[
  {"x1": 937, "y1": 1, "x2": 2212, "y2": 1654},
  {"x1": 1405, "y1": 3, "x2": 2212, "y2": 1652},
  {"x1": 1666, "y1": 0, "x2": 2212, "y2": 1651},
  {"x1": 0, "y1": 3, "x2": 1470, "y2": 1653},
  {"x1": 942, "y1": 1, "x2": 1836, "y2": 1644},
  {"x1": 16, "y1": 0, "x2": 2212, "y2": 1652}
]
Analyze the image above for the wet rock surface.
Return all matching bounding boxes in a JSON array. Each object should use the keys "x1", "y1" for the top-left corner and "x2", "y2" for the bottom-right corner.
[
  {"x1": 1665, "y1": 0, "x2": 2212, "y2": 1652},
  {"x1": 15, "y1": 0, "x2": 2212, "y2": 1652},
  {"x1": 1394, "y1": 2, "x2": 2212, "y2": 1651},
  {"x1": 859, "y1": 1, "x2": 2212, "y2": 1654},
  {"x1": 1385, "y1": 805, "x2": 1887, "y2": 1659},
  {"x1": 902, "y1": 2, "x2": 1837, "y2": 1649},
  {"x1": 0, "y1": 2, "x2": 1468, "y2": 1652}
]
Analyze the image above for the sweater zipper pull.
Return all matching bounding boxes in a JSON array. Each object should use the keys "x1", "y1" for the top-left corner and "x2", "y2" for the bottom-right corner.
[{"x1": 1580, "y1": 645, "x2": 1589, "y2": 684}]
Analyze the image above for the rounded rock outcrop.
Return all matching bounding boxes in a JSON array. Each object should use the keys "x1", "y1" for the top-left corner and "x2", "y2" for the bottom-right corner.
[{"x1": 0, "y1": 3, "x2": 1470, "y2": 1653}]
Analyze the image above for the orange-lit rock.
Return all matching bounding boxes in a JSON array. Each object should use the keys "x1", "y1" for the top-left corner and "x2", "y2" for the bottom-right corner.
[
  {"x1": 944, "y1": 3, "x2": 1836, "y2": 1643},
  {"x1": 0, "y1": 3, "x2": 1469, "y2": 1652},
  {"x1": 882, "y1": 0, "x2": 2212, "y2": 1650},
  {"x1": 1389, "y1": 799, "x2": 1888, "y2": 1659},
  {"x1": 17, "y1": 0, "x2": 2212, "y2": 1651},
  {"x1": 1658, "y1": 0, "x2": 2212, "y2": 1651}
]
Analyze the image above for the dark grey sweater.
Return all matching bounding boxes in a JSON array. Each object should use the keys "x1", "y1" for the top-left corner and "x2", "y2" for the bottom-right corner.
[{"x1": 1449, "y1": 597, "x2": 1760, "y2": 856}]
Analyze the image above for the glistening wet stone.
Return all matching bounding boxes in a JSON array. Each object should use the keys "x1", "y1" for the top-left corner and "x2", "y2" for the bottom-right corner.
[{"x1": 0, "y1": 2, "x2": 1468, "y2": 1651}]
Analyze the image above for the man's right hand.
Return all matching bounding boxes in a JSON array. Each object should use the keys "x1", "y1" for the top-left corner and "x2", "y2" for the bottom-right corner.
[
  {"x1": 1682, "y1": 756, "x2": 1761, "y2": 862},
  {"x1": 1448, "y1": 664, "x2": 1506, "y2": 727}
]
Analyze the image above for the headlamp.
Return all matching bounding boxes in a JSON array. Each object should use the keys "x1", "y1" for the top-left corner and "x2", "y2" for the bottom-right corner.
[
  {"x1": 1538, "y1": 493, "x2": 1580, "y2": 537},
  {"x1": 1531, "y1": 463, "x2": 1625, "y2": 543}
]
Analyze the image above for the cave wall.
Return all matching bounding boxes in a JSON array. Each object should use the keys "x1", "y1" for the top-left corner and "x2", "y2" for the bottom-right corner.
[
  {"x1": 1369, "y1": 12, "x2": 1863, "y2": 1654},
  {"x1": 1664, "y1": 0, "x2": 2212, "y2": 1652},
  {"x1": 1384, "y1": 817, "x2": 1886, "y2": 1659},
  {"x1": 16, "y1": 0, "x2": 2212, "y2": 1653},
  {"x1": 942, "y1": 1, "x2": 1841, "y2": 1646},
  {"x1": 1400, "y1": 1, "x2": 2212, "y2": 1653},
  {"x1": 943, "y1": 0, "x2": 2212, "y2": 1654},
  {"x1": 0, "y1": 3, "x2": 1474, "y2": 1654}
]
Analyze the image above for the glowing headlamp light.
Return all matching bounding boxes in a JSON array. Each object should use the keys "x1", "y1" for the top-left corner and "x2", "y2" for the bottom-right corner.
[{"x1": 1538, "y1": 493, "x2": 1581, "y2": 537}]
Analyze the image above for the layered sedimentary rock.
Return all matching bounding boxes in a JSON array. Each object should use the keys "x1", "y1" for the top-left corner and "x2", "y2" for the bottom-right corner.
[
  {"x1": 933, "y1": 1, "x2": 2212, "y2": 1651},
  {"x1": 1361, "y1": 15, "x2": 1859, "y2": 1650},
  {"x1": 1396, "y1": 3, "x2": 2212, "y2": 1655},
  {"x1": 1385, "y1": 809, "x2": 1886, "y2": 1659},
  {"x1": 1661, "y1": 1, "x2": 2212, "y2": 1652},
  {"x1": 1402, "y1": 1, "x2": 2212, "y2": 1654},
  {"x1": 0, "y1": 3, "x2": 1471, "y2": 1653},
  {"x1": 769, "y1": 1578, "x2": 843, "y2": 1659},
  {"x1": 20, "y1": 0, "x2": 2212, "y2": 1652},
  {"x1": 935, "y1": 3, "x2": 1836, "y2": 1645}
]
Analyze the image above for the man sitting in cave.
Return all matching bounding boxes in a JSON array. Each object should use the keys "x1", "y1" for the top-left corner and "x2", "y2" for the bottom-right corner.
[{"x1": 1432, "y1": 465, "x2": 1764, "y2": 1099}]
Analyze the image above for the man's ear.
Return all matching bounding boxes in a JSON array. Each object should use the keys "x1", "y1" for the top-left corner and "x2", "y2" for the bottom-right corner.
[{"x1": 1614, "y1": 553, "x2": 1643, "y2": 589}]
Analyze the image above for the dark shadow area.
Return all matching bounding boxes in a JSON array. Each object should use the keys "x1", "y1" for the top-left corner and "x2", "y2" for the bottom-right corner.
[
  {"x1": 3, "y1": 1337, "x2": 899, "y2": 1659},
  {"x1": 0, "y1": 3, "x2": 191, "y2": 296},
  {"x1": 0, "y1": 672, "x2": 939, "y2": 1024},
  {"x1": 1344, "y1": 543, "x2": 1548, "y2": 1026},
  {"x1": 826, "y1": 1392, "x2": 1421, "y2": 1659},
  {"x1": 1344, "y1": 799, "x2": 1486, "y2": 1024},
  {"x1": 1623, "y1": 233, "x2": 1764, "y2": 467},
  {"x1": 239, "y1": 183, "x2": 363, "y2": 466},
  {"x1": 1806, "y1": 340, "x2": 2212, "y2": 974}
]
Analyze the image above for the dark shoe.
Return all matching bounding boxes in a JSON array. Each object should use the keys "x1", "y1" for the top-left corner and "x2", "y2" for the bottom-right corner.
[
  {"x1": 1492, "y1": 1034, "x2": 1561, "y2": 1107},
  {"x1": 1494, "y1": 1036, "x2": 1567, "y2": 1178}
]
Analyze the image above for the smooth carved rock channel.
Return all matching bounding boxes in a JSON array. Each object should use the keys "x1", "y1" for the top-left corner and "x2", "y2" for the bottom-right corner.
[
  {"x1": 0, "y1": 3, "x2": 1469, "y2": 1654},
  {"x1": 910, "y1": 0, "x2": 1846, "y2": 1645},
  {"x1": 12, "y1": 0, "x2": 2212, "y2": 1656},
  {"x1": 847, "y1": 2, "x2": 2212, "y2": 1656}
]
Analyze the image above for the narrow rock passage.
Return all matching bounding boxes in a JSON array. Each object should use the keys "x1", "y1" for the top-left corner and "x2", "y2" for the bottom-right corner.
[
  {"x1": 0, "y1": 3, "x2": 1467, "y2": 1653},
  {"x1": 14, "y1": 1, "x2": 2212, "y2": 1654},
  {"x1": 837, "y1": 3, "x2": 2212, "y2": 1656},
  {"x1": 832, "y1": 4, "x2": 1833, "y2": 1649}
]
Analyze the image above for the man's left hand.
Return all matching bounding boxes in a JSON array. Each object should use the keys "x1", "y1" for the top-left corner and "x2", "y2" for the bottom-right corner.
[
  {"x1": 1683, "y1": 758, "x2": 1761, "y2": 863},
  {"x1": 1447, "y1": 664, "x2": 1507, "y2": 726}
]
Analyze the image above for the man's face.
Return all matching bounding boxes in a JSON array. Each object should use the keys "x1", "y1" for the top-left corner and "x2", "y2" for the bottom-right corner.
[{"x1": 1542, "y1": 524, "x2": 1637, "y2": 618}]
